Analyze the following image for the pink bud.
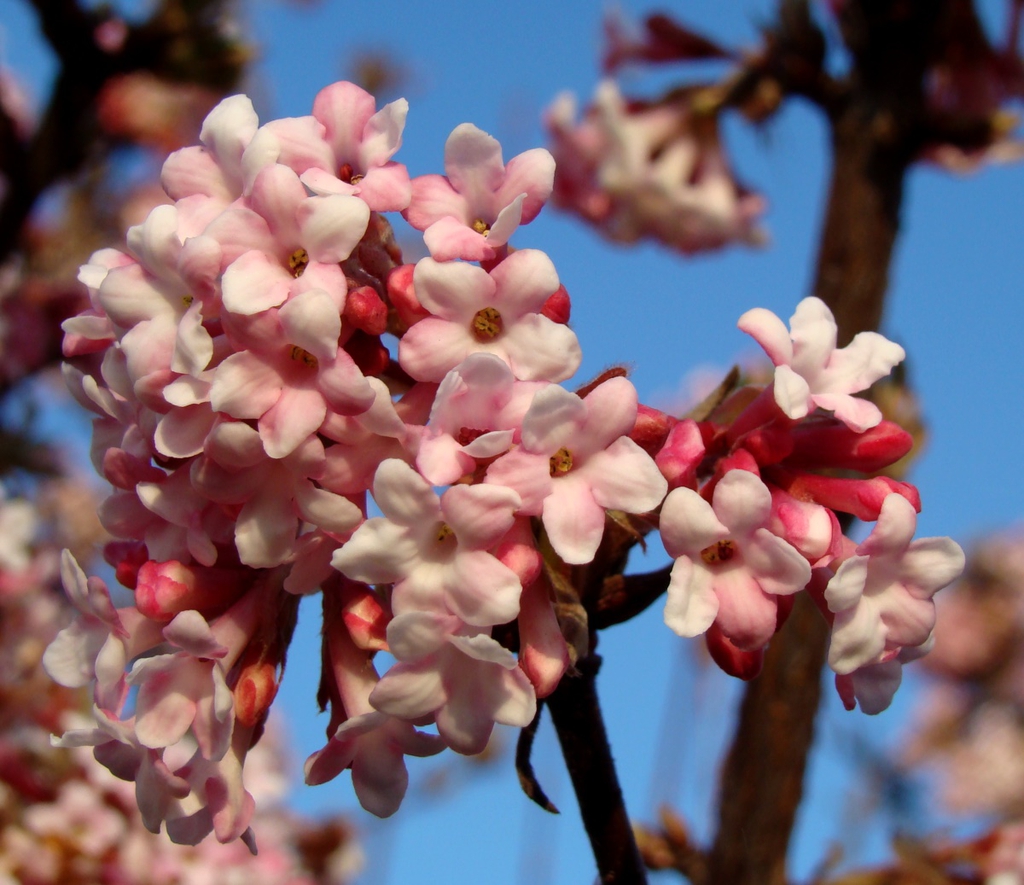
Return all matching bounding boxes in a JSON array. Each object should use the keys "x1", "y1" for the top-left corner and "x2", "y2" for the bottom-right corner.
[
  {"x1": 135, "y1": 560, "x2": 248, "y2": 621},
  {"x1": 736, "y1": 424, "x2": 794, "y2": 466},
  {"x1": 339, "y1": 579, "x2": 389, "y2": 652},
  {"x1": 386, "y1": 264, "x2": 430, "y2": 328},
  {"x1": 786, "y1": 419, "x2": 914, "y2": 473},
  {"x1": 541, "y1": 284, "x2": 571, "y2": 324},
  {"x1": 834, "y1": 673, "x2": 857, "y2": 711},
  {"x1": 769, "y1": 487, "x2": 841, "y2": 565},
  {"x1": 768, "y1": 467, "x2": 921, "y2": 521},
  {"x1": 104, "y1": 540, "x2": 148, "y2": 589},
  {"x1": 630, "y1": 403, "x2": 678, "y2": 457},
  {"x1": 654, "y1": 419, "x2": 704, "y2": 490},
  {"x1": 494, "y1": 518, "x2": 542, "y2": 589},
  {"x1": 705, "y1": 624, "x2": 764, "y2": 680},
  {"x1": 344, "y1": 331, "x2": 390, "y2": 376},
  {"x1": 344, "y1": 286, "x2": 389, "y2": 336},
  {"x1": 234, "y1": 658, "x2": 279, "y2": 728},
  {"x1": 518, "y1": 577, "x2": 570, "y2": 698}
]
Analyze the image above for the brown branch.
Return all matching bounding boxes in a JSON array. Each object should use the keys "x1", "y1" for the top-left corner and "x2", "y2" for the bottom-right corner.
[
  {"x1": 0, "y1": 0, "x2": 244, "y2": 265},
  {"x1": 706, "y1": 3, "x2": 951, "y2": 884},
  {"x1": 547, "y1": 653, "x2": 648, "y2": 885},
  {"x1": 591, "y1": 566, "x2": 672, "y2": 631}
]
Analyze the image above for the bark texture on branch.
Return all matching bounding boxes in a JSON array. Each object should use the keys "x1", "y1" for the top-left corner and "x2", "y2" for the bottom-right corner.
[
  {"x1": 705, "y1": 4, "x2": 950, "y2": 884},
  {"x1": 548, "y1": 653, "x2": 648, "y2": 885}
]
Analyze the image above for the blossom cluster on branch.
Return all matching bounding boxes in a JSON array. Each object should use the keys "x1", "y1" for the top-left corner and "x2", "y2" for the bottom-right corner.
[
  {"x1": 44, "y1": 79, "x2": 964, "y2": 851},
  {"x1": 0, "y1": 483, "x2": 360, "y2": 884}
]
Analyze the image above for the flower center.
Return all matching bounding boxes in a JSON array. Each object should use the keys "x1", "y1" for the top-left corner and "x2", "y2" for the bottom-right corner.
[
  {"x1": 337, "y1": 163, "x2": 363, "y2": 185},
  {"x1": 288, "y1": 248, "x2": 310, "y2": 278},
  {"x1": 549, "y1": 447, "x2": 574, "y2": 476},
  {"x1": 472, "y1": 307, "x2": 503, "y2": 340},
  {"x1": 471, "y1": 218, "x2": 490, "y2": 236},
  {"x1": 182, "y1": 294, "x2": 194, "y2": 307},
  {"x1": 700, "y1": 539, "x2": 737, "y2": 566},
  {"x1": 457, "y1": 427, "x2": 488, "y2": 446},
  {"x1": 289, "y1": 345, "x2": 319, "y2": 369}
]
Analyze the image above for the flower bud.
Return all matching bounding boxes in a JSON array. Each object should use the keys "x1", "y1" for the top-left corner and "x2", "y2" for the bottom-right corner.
[
  {"x1": 768, "y1": 467, "x2": 921, "y2": 521},
  {"x1": 386, "y1": 264, "x2": 430, "y2": 329},
  {"x1": 630, "y1": 403, "x2": 678, "y2": 457},
  {"x1": 705, "y1": 624, "x2": 764, "y2": 680},
  {"x1": 654, "y1": 419, "x2": 703, "y2": 490},
  {"x1": 786, "y1": 419, "x2": 914, "y2": 473},
  {"x1": 541, "y1": 284, "x2": 571, "y2": 324},
  {"x1": 344, "y1": 285, "x2": 389, "y2": 336},
  {"x1": 135, "y1": 560, "x2": 248, "y2": 621}
]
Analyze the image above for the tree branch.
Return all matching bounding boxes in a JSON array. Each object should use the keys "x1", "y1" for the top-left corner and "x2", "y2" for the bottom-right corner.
[
  {"x1": 547, "y1": 653, "x2": 648, "y2": 885},
  {"x1": 706, "y1": 3, "x2": 949, "y2": 883},
  {"x1": 592, "y1": 566, "x2": 672, "y2": 631}
]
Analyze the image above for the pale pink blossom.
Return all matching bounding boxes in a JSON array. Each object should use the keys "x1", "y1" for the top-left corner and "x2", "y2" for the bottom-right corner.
[
  {"x1": 213, "y1": 164, "x2": 369, "y2": 316},
  {"x1": 738, "y1": 296, "x2": 906, "y2": 431},
  {"x1": 486, "y1": 376, "x2": 668, "y2": 565},
  {"x1": 404, "y1": 123, "x2": 554, "y2": 261},
  {"x1": 416, "y1": 353, "x2": 542, "y2": 485},
  {"x1": 304, "y1": 615, "x2": 442, "y2": 816},
  {"x1": 546, "y1": 82, "x2": 766, "y2": 253},
  {"x1": 835, "y1": 637, "x2": 934, "y2": 715},
  {"x1": 825, "y1": 492, "x2": 965, "y2": 674},
  {"x1": 43, "y1": 551, "x2": 162, "y2": 714},
  {"x1": 332, "y1": 459, "x2": 523, "y2": 627},
  {"x1": 398, "y1": 250, "x2": 581, "y2": 383},
  {"x1": 193, "y1": 424, "x2": 361, "y2": 568},
  {"x1": 660, "y1": 469, "x2": 811, "y2": 650},
  {"x1": 210, "y1": 289, "x2": 375, "y2": 459},
  {"x1": 161, "y1": 94, "x2": 259, "y2": 206},
  {"x1": 300, "y1": 80, "x2": 412, "y2": 211},
  {"x1": 369, "y1": 611, "x2": 537, "y2": 755}
]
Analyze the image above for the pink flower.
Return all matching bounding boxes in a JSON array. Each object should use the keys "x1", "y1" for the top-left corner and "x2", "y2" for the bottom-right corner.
[
  {"x1": 404, "y1": 123, "x2": 554, "y2": 261},
  {"x1": 300, "y1": 80, "x2": 412, "y2": 212},
  {"x1": 824, "y1": 492, "x2": 965, "y2": 674},
  {"x1": 738, "y1": 296, "x2": 906, "y2": 431},
  {"x1": 834, "y1": 638, "x2": 933, "y2": 715},
  {"x1": 332, "y1": 459, "x2": 523, "y2": 627},
  {"x1": 369, "y1": 611, "x2": 537, "y2": 755},
  {"x1": 485, "y1": 376, "x2": 668, "y2": 564},
  {"x1": 660, "y1": 469, "x2": 811, "y2": 650},
  {"x1": 546, "y1": 81, "x2": 766, "y2": 254},
  {"x1": 304, "y1": 612, "x2": 442, "y2": 817},
  {"x1": 210, "y1": 289, "x2": 376, "y2": 459},
  {"x1": 161, "y1": 94, "x2": 259, "y2": 206},
  {"x1": 416, "y1": 353, "x2": 541, "y2": 485},
  {"x1": 398, "y1": 250, "x2": 581, "y2": 383},
  {"x1": 214, "y1": 164, "x2": 369, "y2": 316}
]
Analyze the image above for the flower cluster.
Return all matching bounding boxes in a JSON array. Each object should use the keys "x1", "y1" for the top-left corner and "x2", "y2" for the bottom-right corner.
[
  {"x1": 0, "y1": 484, "x2": 359, "y2": 884},
  {"x1": 545, "y1": 81, "x2": 766, "y2": 254},
  {"x1": 48, "y1": 79, "x2": 963, "y2": 849},
  {"x1": 901, "y1": 531, "x2": 1024, "y2": 819}
]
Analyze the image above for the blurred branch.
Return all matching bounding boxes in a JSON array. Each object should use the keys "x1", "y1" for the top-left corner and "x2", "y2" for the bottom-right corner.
[
  {"x1": 592, "y1": 566, "x2": 672, "y2": 630},
  {"x1": 0, "y1": 0, "x2": 246, "y2": 264},
  {"x1": 548, "y1": 653, "x2": 648, "y2": 885},
  {"x1": 706, "y1": 3, "x2": 951, "y2": 884}
]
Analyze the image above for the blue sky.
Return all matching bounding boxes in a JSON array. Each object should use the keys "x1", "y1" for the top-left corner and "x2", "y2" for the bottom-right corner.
[{"x1": 3, "y1": 1, "x2": 1023, "y2": 882}]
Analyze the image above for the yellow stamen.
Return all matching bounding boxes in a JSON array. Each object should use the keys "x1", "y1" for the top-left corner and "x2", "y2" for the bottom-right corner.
[
  {"x1": 436, "y1": 522, "x2": 455, "y2": 543},
  {"x1": 472, "y1": 306, "x2": 503, "y2": 340},
  {"x1": 700, "y1": 539, "x2": 737, "y2": 565},
  {"x1": 549, "y1": 447, "x2": 574, "y2": 476},
  {"x1": 289, "y1": 345, "x2": 318, "y2": 369},
  {"x1": 288, "y1": 248, "x2": 310, "y2": 278},
  {"x1": 471, "y1": 218, "x2": 490, "y2": 236}
]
